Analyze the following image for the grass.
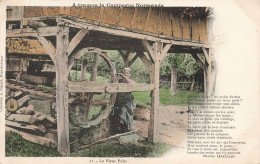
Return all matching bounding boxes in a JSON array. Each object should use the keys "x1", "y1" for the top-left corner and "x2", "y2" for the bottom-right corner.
[
  {"x1": 6, "y1": 131, "x2": 171, "y2": 157},
  {"x1": 133, "y1": 89, "x2": 203, "y2": 106},
  {"x1": 71, "y1": 140, "x2": 172, "y2": 157},
  {"x1": 5, "y1": 131, "x2": 60, "y2": 157}
]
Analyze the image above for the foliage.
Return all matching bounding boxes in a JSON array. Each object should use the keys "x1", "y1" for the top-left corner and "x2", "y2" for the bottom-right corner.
[
  {"x1": 71, "y1": 140, "x2": 172, "y2": 157},
  {"x1": 160, "y1": 53, "x2": 204, "y2": 91},
  {"x1": 5, "y1": 131, "x2": 60, "y2": 157}
]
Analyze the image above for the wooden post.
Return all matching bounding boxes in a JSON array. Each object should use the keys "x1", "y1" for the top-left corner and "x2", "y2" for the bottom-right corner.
[
  {"x1": 145, "y1": 42, "x2": 162, "y2": 142},
  {"x1": 202, "y1": 48, "x2": 212, "y2": 96},
  {"x1": 170, "y1": 67, "x2": 177, "y2": 95},
  {"x1": 207, "y1": 48, "x2": 212, "y2": 96},
  {"x1": 80, "y1": 59, "x2": 87, "y2": 81},
  {"x1": 56, "y1": 22, "x2": 70, "y2": 156}
]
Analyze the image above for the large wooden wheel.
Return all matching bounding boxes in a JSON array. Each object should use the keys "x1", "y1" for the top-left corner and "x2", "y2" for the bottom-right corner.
[{"x1": 68, "y1": 47, "x2": 117, "y2": 128}]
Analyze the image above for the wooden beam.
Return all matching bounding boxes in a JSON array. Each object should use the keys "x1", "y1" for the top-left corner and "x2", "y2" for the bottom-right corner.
[
  {"x1": 60, "y1": 17, "x2": 211, "y2": 48},
  {"x1": 7, "y1": 27, "x2": 57, "y2": 37},
  {"x1": 56, "y1": 23, "x2": 70, "y2": 156},
  {"x1": 68, "y1": 28, "x2": 88, "y2": 55},
  {"x1": 129, "y1": 54, "x2": 139, "y2": 66},
  {"x1": 202, "y1": 47, "x2": 210, "y2": 65},
  {"x1": 135, "y1": 50, "x2": 152, "y2": 73},
  {"x1": 159, "y1": 43, "x2": 172, "y2": 61},
  {"x1": 142, "y1": 40, "x2": 155, "y2": 63},
  {"x1": 68, "y1": 82, "x2": 155, "y2": 93},
  {"x1": 37, "y1": 36, "x2": 56, "y2": 65},
  {"x1": 191, "y1": 52, "x2": 206, "y2": 70}
]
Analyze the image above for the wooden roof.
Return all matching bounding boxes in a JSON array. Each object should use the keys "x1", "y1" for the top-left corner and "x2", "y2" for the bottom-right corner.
[{"x1": 23, "y1": 7, "x2": 209, "y2": 43}]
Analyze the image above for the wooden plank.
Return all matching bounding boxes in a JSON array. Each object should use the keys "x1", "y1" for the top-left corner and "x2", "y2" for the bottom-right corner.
[
  {"x1": 142, "y1": 40, "x2": 155, "y2": 63},
  {"x1": 69, "y1": 7, "x2": 81, "y2": 17},
  {"x1": 56, "y1": 23, "x2": 70, "y2": 156},
  {"x1": 5, "y1": 120, "x2": 38, "y2": 132},
  {"x1": 191, "y1": 17, "x2": 200, "y2": 42},
  {"x1": 199, "y1": 17, "x2": 208, "y2": 42},
  {"x1": 68, "y1": 29, "x2": 88, "y2": 55},
  {"x1": 68, "y1": 82, "x2": 155, "y2": 93},
  {"x1": 144, "y1": 8, "x2": 160, "y2": 34},
  {"x1": 131, "y1": 8, "x2": 149, "y2": 30},
  {"x1": 80, "y1": 7, "x2": 101, "y2": 22},
  {"x1": 182, "y1": 16, "x2": 191, "y2": 41},
  {"x1": 6, "y1": 82, "x2": 56, "y2": 99},
  {"x1": 172, "y1": 14, "x2": 182, "y2": 39},
  {"x1": 100, "y1": 8, "x2": 120, "y2": 25},
  {"x1": 143, "y1": 8, "x2": 152, "y2": 32},
  {"x1": 117, "y1": 8, "x2": 135, "y2": 28},
  {"x1": 160, "y1": 9, "x2": 172, "y2": 37},
  {"x1": 6, "y1": 126, "x2": 56, "y2": 148},
  {"x1": 7, "y1": 114, "x2": 36, "y2": 124},
  {"x1": 6, "y1": 32, "x2": 38, "y2": 38},
  {"x1": 37, "y1": 36, "x2": 56, "y2": 65}
]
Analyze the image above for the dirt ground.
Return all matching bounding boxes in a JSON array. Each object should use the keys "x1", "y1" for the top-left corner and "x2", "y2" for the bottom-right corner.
[{"x1": 133, "y1": 105, "x2": 188, "y2": 145}]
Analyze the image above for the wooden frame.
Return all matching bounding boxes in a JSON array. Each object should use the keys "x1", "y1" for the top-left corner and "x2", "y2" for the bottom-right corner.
[{"x1": 6, "y1": 12, "x2": 213, "y2": 156}]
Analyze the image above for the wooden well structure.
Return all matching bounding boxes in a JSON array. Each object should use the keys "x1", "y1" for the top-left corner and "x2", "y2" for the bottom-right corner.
[{"x1": 6, "y1": 7, "x2": 213, "y2": 156}]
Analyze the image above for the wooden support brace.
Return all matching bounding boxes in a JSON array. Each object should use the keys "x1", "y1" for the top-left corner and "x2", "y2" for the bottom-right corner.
[
  {"x1": 191, "y1": 52, "x2": 206, "y2": 70},
  {"x1": 135, "y1": 50, "x2": 152, "y2": 73},
  {"x1": 56, "y1": 23, "x2": 70, "y2": 156},
  {"x1": 129, "y1": 54, "x2": 139, "y2": 67},
  {"x1": 142, "y1": 40, "x2": 155, "y2": 63},
  {"x1": 68, "y1": 28, "x2": 88, "y2": 55},
  {"x1": 159, "y1": 43, "x2": 172, "y2": 61},
  {"x1": 37, "y1": 36, "x2": 56, "y2": 65},
  {"x1": 202, "y1": 47, "x2": 210, "y2": 65}
]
